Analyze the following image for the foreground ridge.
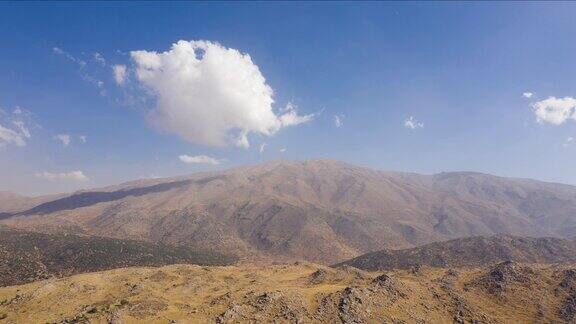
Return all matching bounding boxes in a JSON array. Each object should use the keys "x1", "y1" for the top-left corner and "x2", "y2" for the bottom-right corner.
[{"x1": 0, "y1": 262, "x2": 575, "y2": 323}]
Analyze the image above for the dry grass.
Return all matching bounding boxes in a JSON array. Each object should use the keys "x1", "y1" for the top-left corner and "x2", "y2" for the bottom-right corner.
[{"x1": 0, "y1": 262, "x2": 574, "y2": 323}]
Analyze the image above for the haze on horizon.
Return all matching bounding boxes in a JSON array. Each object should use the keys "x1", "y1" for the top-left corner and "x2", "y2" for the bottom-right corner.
[{"x1": 1, "y1": 2, "x2": 576, "y2": 195}]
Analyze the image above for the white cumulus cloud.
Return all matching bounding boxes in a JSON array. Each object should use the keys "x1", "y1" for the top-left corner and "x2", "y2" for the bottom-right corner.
[
  {"x1": 523, "y1": 92, "x2": 533, "y2": 98},
  {"x1": 112, "y1": 64, "x2": 127, "y2": 85},
  {"x1": 533, "y1": 96, "x2": 576, "y2": 125},
  {"x1": 54, "y1": 134, "x2": 71, "y2": 147},
  {"x1": 179, "y1": 154, "x2": 221, "y2": 165},
  {"x1": 404, "y1": 116, "x2": 424, "y2": 129},
  {"x1": 130, "y1": 40, "x2": 313, "y2": 148},
  {"x1": 35, "y1": 171, "x2": 89, "y2": 181}
]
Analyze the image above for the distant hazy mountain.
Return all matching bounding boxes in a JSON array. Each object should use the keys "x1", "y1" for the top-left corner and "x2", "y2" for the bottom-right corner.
[
  {"x1": 2, "y1": 159, "x2": 576, "y2": 264},
  {"x1": 0, "y1": 228, "x2": 236, "y2": 287},
  {"x1": 0, "y1": 191, "x2": 63, "y2": 214},
  {"x1": 335, "y1": 235, "x2": 576, "y2": 270}
]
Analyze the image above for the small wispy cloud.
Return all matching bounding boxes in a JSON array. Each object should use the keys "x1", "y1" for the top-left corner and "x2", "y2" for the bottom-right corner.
[
  {"x1": 79, "y1": 135, "x2": 87, "y2": 143},
  {"x1": 93, "y1": 52, "x2": 106, "y2": 66},
  {"x1": 53, "y1": 46, "x2": 105, "y2": 96},
  {"x1": 0, "y1": 124, "x2": 26, "y2": 147},
  {"x1": 279, "y1": 148, "x2": 286, "y2": 153},
  {"x1": 334, "y1": 114, "x2": 344, "y2": 128},
  {"x1": 523, "y1": 92, "x2": 534, "y2": 99},
  {"x1": 0, "y1": 105, "x2": 35, "y2": 148},
  {"x1": 404, "y1": 116, "x2": 424, "y2": 129},
  {"x1": 259, "y1": 142, "x2": 267, "y2": 154},
  {"x1": 52, "y1": 47, "x2": 86, "y2": 68},
  {"x1": 112, "y1": 64, "x2": 127, "y2": 85},
  {"x1": 35, "y1": 170, "x2": 89, "y2": 181},
  {"x1": 54, "y1": 134, "x2": 71, "y2": 147},
  {"x1": 564, "y1": 136, "x2": 574, "y2": 147},
  {"x1": 81, "y1": 74, "x2": 105, "y2": 90},
  {"x1": 12, "y1": 121, "x2": 31, "y2": 138},
  {"x1": 179, "y1": 154, "x2": 221, "y2": 165}
]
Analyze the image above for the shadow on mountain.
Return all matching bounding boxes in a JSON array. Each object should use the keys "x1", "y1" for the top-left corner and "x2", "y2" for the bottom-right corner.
[{"x1": 3, "y1": 180, "x2": 192, "y2": 218}]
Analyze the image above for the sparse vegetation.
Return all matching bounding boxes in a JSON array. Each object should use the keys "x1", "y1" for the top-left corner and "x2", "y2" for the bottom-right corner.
[
  {"x1": 0, "y1": 228, "x2": 237, "y2": 287},
  {"x1": 4, "y1": 160, "x2": 576, "y2": 265},
  {"x1": 0, "y1": 262, "x2": 575, "y2": 323},
  {"x1": 335, "y1": 235, "x2": 576, "y2": 271}
]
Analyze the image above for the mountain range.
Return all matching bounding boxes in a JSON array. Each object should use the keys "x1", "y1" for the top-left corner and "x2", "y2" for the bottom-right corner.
[{"x1": 2, "y1": 159, "x2": 576, "y2": 264}]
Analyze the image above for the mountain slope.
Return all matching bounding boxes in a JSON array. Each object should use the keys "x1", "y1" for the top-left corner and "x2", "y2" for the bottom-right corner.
[
  {"x1": 335, "y1": 235, "x2": 576, "y2": 271},
  {"x1": 2, "y1": 159, "x2": 576, "y2": 264},
  {"x1": 0, "y1": 228, "x2": 236, "y2": 287}
]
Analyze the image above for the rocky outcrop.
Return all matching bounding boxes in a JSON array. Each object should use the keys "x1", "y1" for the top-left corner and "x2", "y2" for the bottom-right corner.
[
  {"x1": 469, "y1": 261, "x2": 532, "y2": 295},
  {"x1": 557, "y1": 269, "x2": 576, "y2": 322},
  {"x1": 1, "y1": 262, "x2": 575, "y2": 323}
]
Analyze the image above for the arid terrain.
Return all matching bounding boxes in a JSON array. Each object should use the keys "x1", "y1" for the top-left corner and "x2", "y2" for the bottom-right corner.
[
  {"x1": 2, "y1": 160, "x2": 576, "y2": 264},
  {"x1": 2, "y1": 160, "x2": 576, "y2": 323},
  {"x1": 2, "y1": 232, "x2": 576, "y2": 323},
  {"x1": 1, "y1": 261, "x2": 576, "y2": 323},
  {"x1": 338, "y1": 235, "x2": 576, "y2": 271}
]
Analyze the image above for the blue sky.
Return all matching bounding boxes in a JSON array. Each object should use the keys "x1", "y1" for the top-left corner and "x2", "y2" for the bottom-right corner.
[{"x1": 1, "y1": 2, "x2": 576, "y2": 195}]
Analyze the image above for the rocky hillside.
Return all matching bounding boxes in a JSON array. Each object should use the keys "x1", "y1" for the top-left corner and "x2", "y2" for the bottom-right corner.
[
  {"x1": 0, "y1": 228, "x2": 236, "y2": 287},
  {"x1": 2, "y1": 159, "x2": 576, "y2": 264},
  {"x1": 335, "y1": 235, "x2": 576, "y2": 271},
  {"x1": 0, "y1": 261, "x2": 575, "y2": 323}
]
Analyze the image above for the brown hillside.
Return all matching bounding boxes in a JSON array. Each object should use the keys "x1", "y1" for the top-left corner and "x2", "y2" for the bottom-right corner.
[
  {"x1": 0, "y1": 262, "x2": 575, "y2": 323},
  {"x1": 335, "y1": 235, "x2": 576, "y2": 271},
  {"x1": 2, "y1": 160, "x2": 576, "y2": 264}
]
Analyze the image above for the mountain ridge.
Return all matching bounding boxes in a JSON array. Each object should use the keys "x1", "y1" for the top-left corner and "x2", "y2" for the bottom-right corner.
[
  {"x1": 2, "y1": 261, "x2": 575, "y2": 323},
  {"x1": 334, "y1": 235, "x2": 576, "y2": 271},
  {"x1": 2, "y1": 159, "x2": 576, "y2": 264}
]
